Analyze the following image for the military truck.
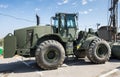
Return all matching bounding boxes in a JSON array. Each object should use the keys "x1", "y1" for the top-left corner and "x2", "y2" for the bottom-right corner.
[
  {"x1": 4, "y1": 13, "x2": 111, "y2": 70},
  {"x1": 96, "y1": 0, "x2": 120, "y2": 59}
]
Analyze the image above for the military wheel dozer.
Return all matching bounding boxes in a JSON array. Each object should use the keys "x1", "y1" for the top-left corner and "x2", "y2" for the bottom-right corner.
[{"x1": 4, "y1": 13, "x2": 111, "y2": 70}]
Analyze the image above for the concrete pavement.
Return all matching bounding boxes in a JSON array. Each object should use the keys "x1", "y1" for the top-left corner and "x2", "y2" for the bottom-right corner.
[{"x1": 0, "y1": 56, "x2": 120, "y2": 77}]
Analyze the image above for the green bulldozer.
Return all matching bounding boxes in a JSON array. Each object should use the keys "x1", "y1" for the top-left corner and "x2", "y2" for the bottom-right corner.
[
  {"x1": 4, "y1": 13, "x2": 111, "y2": 70},
  {"x1": 3, "y1": 0, "x2": 120, "y2": 70}
]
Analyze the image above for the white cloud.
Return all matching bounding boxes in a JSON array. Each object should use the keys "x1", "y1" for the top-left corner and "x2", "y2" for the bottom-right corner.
[
  {"x1": 89, "y1": 0, "x2": 95, "y2": 2},
  {"x1": 72, "y1": 2, "x2": 77, "y2": 5},
  {"x1": 82, "y1": 0, "x2": 87, "y2": 5},
  {"x1": 35, "y1": 8, "x2": 40, "y2": 12},
  {"x1": 88, "y1": 9, "x2": 93, "y2": 12},
  {"x1": 81, "y1": 0, "x2": 96, "y2": 5},
  {"x1": 58, "y1": 2, "x2": 62, "y2": 5},
  {"x1": 0, "y1": 4, "x2": 8, "y2": 9},
  {"x1": 83, "y1": 11, "x2": 88, "y2": 14},
  {"x1": 79, "y1": 11, "x2": 88, "y2": 14},
  {"x1": 63, "y1": 0, "x2": 68, "y2": 4},
  {"x1": 79, "y1": 9, "x2": 93, "y2": 15},
  {"x1": 57, "y1": 0, "x2": 69, "y2": 5}
]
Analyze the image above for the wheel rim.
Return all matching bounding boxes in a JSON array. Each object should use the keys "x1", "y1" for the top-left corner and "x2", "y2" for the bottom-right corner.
[
  {"x1": 96, "y1": 44, "x2": 108, "y2": 58},
  {"x1": 44, "y1": 48, "x2": 60, "y2": 63}
]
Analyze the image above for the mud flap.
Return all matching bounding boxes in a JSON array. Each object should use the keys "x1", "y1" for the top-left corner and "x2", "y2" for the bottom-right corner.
[{"x1": 4, "y1": 33, "x2": 16, "y2": 58}]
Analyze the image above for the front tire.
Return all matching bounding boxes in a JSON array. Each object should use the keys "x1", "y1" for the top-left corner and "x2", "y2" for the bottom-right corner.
[
  {"x1": 35, "y1": 40, "x2": 65, "y2": 70},
  {"x1": 87, "y1": 38, "x2": 111, "y2": 64}
]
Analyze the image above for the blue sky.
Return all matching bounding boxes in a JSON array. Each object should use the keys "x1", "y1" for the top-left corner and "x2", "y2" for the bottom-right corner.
[{"x1": 0, "y1": 0, "x2": 120, "y2": 38}]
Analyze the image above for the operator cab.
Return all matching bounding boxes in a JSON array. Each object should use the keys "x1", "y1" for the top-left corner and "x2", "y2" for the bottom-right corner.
[{"x1": 51, "y1": 13, "x2": 78, "y2": 40}]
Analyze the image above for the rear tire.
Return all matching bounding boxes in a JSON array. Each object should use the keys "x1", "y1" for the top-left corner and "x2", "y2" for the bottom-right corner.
[
  {"x1": 87, "y1": 38, "x2": 111, "y2": 64},
  {"x1": 35, "y1": 40, "x2": 65, "y2": 70}
]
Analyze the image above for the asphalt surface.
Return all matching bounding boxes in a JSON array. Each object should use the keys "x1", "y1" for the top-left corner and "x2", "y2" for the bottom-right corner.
[{"x1": 0, "y1": 56, "x2": 120, "y2": 77}]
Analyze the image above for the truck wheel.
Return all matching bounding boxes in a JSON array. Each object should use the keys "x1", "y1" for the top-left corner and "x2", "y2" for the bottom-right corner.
[
  {"x1": 35, "y1": 40, "x2": 65, "y2": 70},
  {"x1": 87, "y1": 38, "x2": 111, "y2": 64},
  {"x1": 74, "y1": 49, "x2": 86, "y2": 58}
]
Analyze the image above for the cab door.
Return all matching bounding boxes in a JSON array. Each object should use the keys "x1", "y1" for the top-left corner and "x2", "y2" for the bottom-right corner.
[
  {"x1": 59, "y1": 15, "x2": 67, "y2": 38},
  {"x1": 65, "y1": 15, "x2": 77, "y2": 40}
]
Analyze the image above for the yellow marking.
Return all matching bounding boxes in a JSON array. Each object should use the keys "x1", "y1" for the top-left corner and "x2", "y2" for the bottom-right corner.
[{"x1": 77, "y1": 45, "x2": 80, "y2": 49}]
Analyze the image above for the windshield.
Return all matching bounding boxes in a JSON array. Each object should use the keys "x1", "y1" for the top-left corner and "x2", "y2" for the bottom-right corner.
[
  {"x1": 66, "y1": 16, "x2": 76, "y2": 28},
  {"x1": 52, "y1": 14, "x2": 77, "y2": 28}
]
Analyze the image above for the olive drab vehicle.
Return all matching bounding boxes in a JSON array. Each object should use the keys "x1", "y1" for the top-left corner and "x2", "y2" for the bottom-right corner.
[
  {"x1": 4, "y1": 13, "x2": 111, "y2": 70},
  {"x1": 97, "y1": 0, "x2": 120, "y2": 59}
]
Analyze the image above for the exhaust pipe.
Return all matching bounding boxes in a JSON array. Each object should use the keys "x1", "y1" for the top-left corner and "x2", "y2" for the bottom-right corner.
[{"x1": 36, "y1": 14, "x2": 40, "y2": 26}]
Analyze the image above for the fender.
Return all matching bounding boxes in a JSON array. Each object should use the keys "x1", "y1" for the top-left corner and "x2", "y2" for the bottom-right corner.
[
  {"x1": 34, "y1": 33, "x2": 67, "y2": 48},
  {"x1": 81, "y1": 36, "x2": 99, "y2": 50}
]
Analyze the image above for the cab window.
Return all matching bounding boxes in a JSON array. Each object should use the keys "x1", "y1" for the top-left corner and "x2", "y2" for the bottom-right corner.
[
  {"x1": 66, "y1": 16, "x2": 76, "y2": 28},
  {"x1": 53, "y1": 17, "x2": 58, "y2": 28}
]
